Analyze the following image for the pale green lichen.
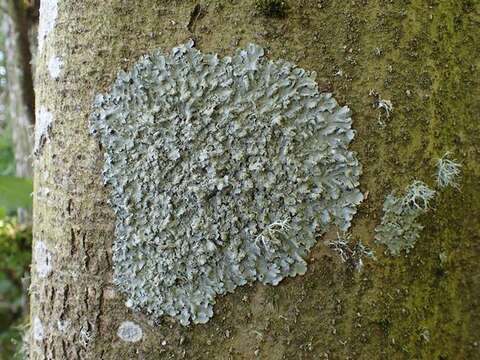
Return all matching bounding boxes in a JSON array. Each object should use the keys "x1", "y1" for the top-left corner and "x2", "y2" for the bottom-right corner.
[
  {"x1": 117, "y1": 321, "x2": 143, "y2": 343},
  {"x1": 436, "y1": 152, "x2": 461, "y2": 189},
  {"x1": 90, "y1": 41, "x2": 363, "y2": 325},
  {"x1": 375, "y1": 181, "x2": 436, "y2": 256}
]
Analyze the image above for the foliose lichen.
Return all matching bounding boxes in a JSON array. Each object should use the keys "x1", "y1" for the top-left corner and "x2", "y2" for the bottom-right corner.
[
  {"x1": 90, "y1": 40, "x2": 363, "y2": 325},
  {"x1": 117, "y1": 321, "x2": 143, "y2": 343},
  {"x1": 375, "y1": 181, "x2": 436, "y2": 255}
]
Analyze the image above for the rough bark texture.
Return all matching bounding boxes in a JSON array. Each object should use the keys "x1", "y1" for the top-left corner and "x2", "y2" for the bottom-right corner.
[
  {"x1": 31, "y1": 1, "x2": 480, "y2": 359},
  {"x1": 2, "y1": 0, "x2": 35, "y2": 178}
]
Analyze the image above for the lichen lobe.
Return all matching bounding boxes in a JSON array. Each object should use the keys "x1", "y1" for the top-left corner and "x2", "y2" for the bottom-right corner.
[{"x1": 90, "y1": 41, "x2": 363, "y2": 325}]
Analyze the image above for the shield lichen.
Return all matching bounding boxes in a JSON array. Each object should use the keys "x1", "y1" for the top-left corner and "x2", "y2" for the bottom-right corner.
[
  {"x1": 90, "y1": 41, "x2": 363, "y2": 325},
  {"x1": 117, "y1": 321, "x2": 143, "y2": 343}
]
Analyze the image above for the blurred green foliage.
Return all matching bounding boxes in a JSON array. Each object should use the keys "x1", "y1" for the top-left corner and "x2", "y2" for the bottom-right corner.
[
  {"x1": 0, "y1": 176, "x2": 33, "y2": 216},
  {"x1": 0, "y1": 124, "x2": 15, "y2": 177},
  {"x1": 0, "y1": 218, "x2": 31, "y2": 359},
  {"x1": 0, "y1": 62, "x2": 32, "y2": 357}
]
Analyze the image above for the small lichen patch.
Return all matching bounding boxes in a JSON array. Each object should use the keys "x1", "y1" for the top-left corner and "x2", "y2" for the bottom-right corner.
[
  {"x1": 117, "y1": 321, "x2": 143, "y2": 343},
  {"x1": 33, "y1": 317, "x2": 44, "y2": 341},
  {"x1": 90, "y1": 41, "x2": 363, "y2": 325},
  {"x1": 375, "y1": 181, "x2": 436, "y2": 255},
  {"x1": 48, "y1": 55, "x2": 63, "y2": 79},
  {"x1": 34, "y1": 107, "x2": 53, "y2": 156},
  {"x1": 377, "y1": 99, "x2": 393, "y2": 117},
  {"x1": 38, "y1": 0, "x2": 58, "y2": 52},
  {"x1": 57, "y1": 319, "x2": 70, "y2": 333},
  {"x1": 436, "y1": 152, "x2": 461, "y2": 188},
  {"x1": 34, "y1": 241, "x2": 52, "y2": 278},
  {"x1": 328, "y1": 232, "x2": 375, "y2": 271}
]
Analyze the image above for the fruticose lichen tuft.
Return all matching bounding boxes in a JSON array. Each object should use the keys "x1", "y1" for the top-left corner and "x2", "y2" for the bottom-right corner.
[
  {"x1": 375, "y1": 181, "x2": 436, "y2": 255},
  {"x1": 90, "y1": 41, "x2": 363, "y2": 325},
  {"x1": 436, "y1": 152, "x2": 461, "y2": 188}
]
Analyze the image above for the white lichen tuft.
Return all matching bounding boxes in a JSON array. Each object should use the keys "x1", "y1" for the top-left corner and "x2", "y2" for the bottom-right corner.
[
  {"x1": 402, "y1": 180, "x2": 436, "y2": 211},
  {"x1": 436, "y1": 152, "x2": 461, "y2": 188},
  {"x1": 38, "y1": 0, "x2": 58, "y2": 52},
  {"x1": 328, "y1": 232, "x2": 352, "y2": 263},
  {"x1": 34, "y1": 241, "x2": 52, "y2": 278},
  {"x1": 48, "y1": 55, "x2": 63, "y2": 79},
  {"x1": 117, "y1": 321, "x2": 143, "y2": 343},
  {"x1": 34, "y1": 107, "x2": 53, "y2": 156},
  {"x1": 375, "y1": 181, "x2": 436, "y2": 255},
  {"x1": 33, "y1": 316, "x2": 44, "y2": 341},
  {"x1": 377, "y1": 98, "x2": 393, "y2": 117},
  {"x1": 90, "y1": 41, "x2": 363, "y2": 325},
  {"x1": 79, "y1": 323, "x2": 93, "y2": 347},
  {"x1": 328, "y1": 232, "x2": 375, "y2": 271}
]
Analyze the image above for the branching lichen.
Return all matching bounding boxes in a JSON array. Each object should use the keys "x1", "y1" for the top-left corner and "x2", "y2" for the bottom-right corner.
[
  {"x1": 375, "y1": 181, "x2": 436, "y2": 256},
  {"x1": 329, "y1": 232, "x2": 375, "y2": 271},
  {"x1": 436, "y1": 152, "x2": 461, "y2": 188},
  {"x1": 90, "y1": 41, "x2": 363, "y2": 325}
]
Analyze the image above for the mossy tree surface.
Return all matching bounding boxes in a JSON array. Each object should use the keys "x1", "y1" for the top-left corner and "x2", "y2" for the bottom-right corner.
[{"x1": 32, "y1": 1, "x2": 479, "y2": 359}]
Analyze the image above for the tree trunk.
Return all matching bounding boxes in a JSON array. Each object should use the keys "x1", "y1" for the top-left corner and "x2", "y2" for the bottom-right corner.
[
  {"x1": 31, "y1": 1, "x2": 479, "y2": 359},
  {"x1": 2, "y1": 0, "x2": 35, "y2": 178}
]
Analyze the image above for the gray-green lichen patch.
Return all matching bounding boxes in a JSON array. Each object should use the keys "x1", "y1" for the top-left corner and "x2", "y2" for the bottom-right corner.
[
  {"x1": 33, "y1": 317, "x2": 44, "y2": 342},
  {"x1": 375, "y1": 181, "x2": 436, "y2": 256},
  {"x1": 90, "y1": 41, "x2": 363, "y2": 325},
  {"x1": 117, "y1": 321, "x2": 143, "y2": 343},
  {"x1": 34, "y1": 240, "x2": 53, "y2": 278}
]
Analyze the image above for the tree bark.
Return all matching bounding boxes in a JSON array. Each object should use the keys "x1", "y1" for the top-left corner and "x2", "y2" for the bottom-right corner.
[{"x1": 31, "y1": 1, "x2": 480, "y2": 359}]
